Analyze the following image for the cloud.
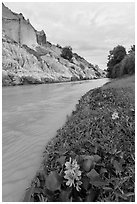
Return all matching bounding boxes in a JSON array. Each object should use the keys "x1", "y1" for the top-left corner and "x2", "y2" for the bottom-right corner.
[{"x1": 4, "y1": 2, "x2": 135, "y2": 69}]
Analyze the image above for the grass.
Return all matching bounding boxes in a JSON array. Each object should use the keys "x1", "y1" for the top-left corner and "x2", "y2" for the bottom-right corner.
[{"x1": 23, "y1": 75, "x2": 135, "y2": 202}]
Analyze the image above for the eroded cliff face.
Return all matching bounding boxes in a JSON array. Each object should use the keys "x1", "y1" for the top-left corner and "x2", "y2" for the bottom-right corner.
[
  {"x1": 2, "y1": 3, "x2": 46, "y2": 47},
  {"x1": 36, "y1": 30, "x2": 46, "y2": 45},
  {"x1": 2, "y1": 3, "x2": 106, "y2": 86}
]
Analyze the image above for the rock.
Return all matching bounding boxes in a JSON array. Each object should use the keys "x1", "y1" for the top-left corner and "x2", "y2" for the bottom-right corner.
[
  {"x1": 2, "y1": 70, "x2": 12, "y2": 86},
  {"x1": 22, "y1": 75, "x2": 42, "y2": 85},
  {"x1": 71, "y1": 76, "x2": 79, "y2": 81},
  {"x1": 36, "y1": 30, "x2": 46, "y2": 45},
  {"x1": 12, "y1": 75, "x2": 22, "y2": 85},
  {"x1": 2, "y1": 3, "x2": 37, "y2": 47}
]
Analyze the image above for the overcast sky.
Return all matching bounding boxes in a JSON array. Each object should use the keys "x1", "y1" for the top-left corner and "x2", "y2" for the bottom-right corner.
[{"x1": 4, "y1": 2, "x2": 135, "y2": 69}]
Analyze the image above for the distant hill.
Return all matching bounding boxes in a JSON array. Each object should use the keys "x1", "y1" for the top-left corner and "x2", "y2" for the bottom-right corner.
[{"x1": 2, "y1": 3, "x2": 106, "y2": 86}]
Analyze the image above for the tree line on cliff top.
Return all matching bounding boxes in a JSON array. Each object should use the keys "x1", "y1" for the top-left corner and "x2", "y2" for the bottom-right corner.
[{"x1": 107, "y1": 45, "x2": 135, "y2": 78}]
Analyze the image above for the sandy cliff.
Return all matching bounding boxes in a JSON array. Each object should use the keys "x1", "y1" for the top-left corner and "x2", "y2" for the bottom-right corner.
[
  {"x1": 2, "y1": 3, "x2": 46, "y2": 47},
  {"x1": 2, "y1": 3, "x2": 106, "y2": 86}
]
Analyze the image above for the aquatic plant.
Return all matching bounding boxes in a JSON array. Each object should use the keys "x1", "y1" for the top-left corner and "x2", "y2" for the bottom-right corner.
[{"x1": 24, "y1": 144, "x2": 134, "y2": 202}]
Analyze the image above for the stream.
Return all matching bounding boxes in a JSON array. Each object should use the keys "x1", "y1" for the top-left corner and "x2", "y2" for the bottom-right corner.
[{"x1": 2, "y1": 78, "x2": 109, "y2": 201}]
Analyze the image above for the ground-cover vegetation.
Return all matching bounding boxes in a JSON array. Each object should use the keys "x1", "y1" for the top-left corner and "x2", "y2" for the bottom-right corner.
[{"x1": 24, "y1": 75, "x2": 135, "y2": 202}]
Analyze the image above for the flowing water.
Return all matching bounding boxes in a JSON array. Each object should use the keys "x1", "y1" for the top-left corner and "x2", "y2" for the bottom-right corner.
[{"x1": 2, "y1": 78, "x2": 109, "y2": 201}]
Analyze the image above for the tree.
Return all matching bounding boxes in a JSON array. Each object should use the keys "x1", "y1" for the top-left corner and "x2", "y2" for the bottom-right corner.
[
  {"x1": 61, "y1": 46, "x2": 73, "y2": 61},
  {"x1": 128, "y1": 45, "x2": 135, "y2": 54},
  {"x1": 111, "y1": 63, "x2": 121, "y2": 78},
  {"x1": 107, "y1": 45, "x2": 126, "y2": 78},
  {"x1": 120, "y1": 52, "x2": 135, "y2": 75},
  {"x1": 120, "y1": 45, "x2": 135, "y2": 76}
]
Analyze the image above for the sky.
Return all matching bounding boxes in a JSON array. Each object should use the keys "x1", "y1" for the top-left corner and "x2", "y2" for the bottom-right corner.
[{"x1": 4, "y1": 2, "x2": 135, "y2": 70}]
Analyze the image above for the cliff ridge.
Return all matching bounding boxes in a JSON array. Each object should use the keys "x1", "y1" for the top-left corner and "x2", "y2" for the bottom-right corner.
[{"x1": 2, "y1": 3, "x2": 106, "y2": 86}]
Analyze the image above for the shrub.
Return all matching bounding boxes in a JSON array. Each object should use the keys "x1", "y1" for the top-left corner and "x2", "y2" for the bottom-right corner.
[
  {"x1": 107, "y1": 45, "x2": 135, "y2": 78},
  {"x1": 120, "y1": 53, "x2": 135, "y2": 76},
  {"x1": 111, "y1": 63, "x2": 121, "y2": 78},
  {"x1": 61, "y1": 46, "x2": 73, "y2": 61},
  {"x1": 107, "y1": 45, "x2": 126, "y2": 78},
  {"x1": 128, "y1": 45, "x2": 135, "y2": 54}
]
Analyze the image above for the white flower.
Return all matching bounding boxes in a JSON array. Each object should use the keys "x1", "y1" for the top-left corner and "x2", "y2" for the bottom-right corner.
[
  {"x1": 64, "y1": 170, "x2": 75, "y2": 187},
  {"x1": 64, "y1": 157, "x2": 82, "y2": 191},
  {"x1": 112, "y1": 111, "x2": 119, "y2": 120},
  {"x1": 76, "y1": 180, "x2": 82, "y2": 191},
  {"x1": 65, "y1": 158, "x2": 80, "y2": 171}
]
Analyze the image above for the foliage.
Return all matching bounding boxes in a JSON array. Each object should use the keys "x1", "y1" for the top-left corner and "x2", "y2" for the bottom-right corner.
[
  {"x1": 61, "y1": 46, "x2": 73, "y2": 61},
  {"x1": 24, "y1": 76, "x2": 135, "y2": 202},
  {"x1": 107, "y1": 45, "x2": 126, "y2": 78},
  {"x1": 107, "y1": 45, "x2": 126, "y2": 67},
  {"x1": 120, "y1": 52, "x2": 135, "y2": 76},
  {"x1": 24, "y1": 138, "x2": 134, "y2": 202},
  {"x1": 107, "y1": 45, "x2": 135, "y2": 78},
  {"x1": 128, "y1": 45, "x2": 135, "y2": 54},
  {"x1": 111, "y1": 63, "x2": 121, "y2": 78},
  {"x1": 109, "y1": 51, "x2": 135, "y2": 79}
]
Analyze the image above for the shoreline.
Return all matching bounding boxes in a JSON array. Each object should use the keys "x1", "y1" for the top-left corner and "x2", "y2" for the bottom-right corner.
[
  {"x1": 2, "y1": 76, "x2": 105, "y2": 88},
  {"x1": 23, "y1": 75, "x2": 135, "y2": 202}
]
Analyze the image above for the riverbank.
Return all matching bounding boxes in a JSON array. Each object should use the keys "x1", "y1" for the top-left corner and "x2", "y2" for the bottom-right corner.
[
  {"x1": 2, "y1": 75, "x2": 103, "y2": 87},
  {"x1": 24, "y1": 75, "x2": 135, "y2": 202}
]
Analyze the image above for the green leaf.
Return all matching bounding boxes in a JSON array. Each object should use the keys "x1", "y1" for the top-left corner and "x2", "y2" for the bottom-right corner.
[
  {"x1": 46, "y1": 171, "x2": 61, "y2": 191},
  {"x1": 82, "y1": 159, "x2": 95, "y2": 172},
  {"x1": 39, "y1": 194, "x2": 47, "y2": 202},
  {"x1": 75, "y1": 155, "x2": 83, "y2": 165},
  {"x1": 93, "y1": 155, "x2": 101, "y2": 163},
  {"x1": 36, "y1": 170, "x2": 46, "y2": 181},
  {"x1": 100, "y1": 167, "x2": 107, "y2": 174},
  {"x1": 60, "y1": 190, "x2": 71, "y2": 202},
  {"x1": 32, "y1": 187, "x2": 44, "y2": 194},
  {"x1": 102, "y1": 187, "x2": 113, "y2": 191},
  {"x1": 87, "y1": 169, "x2": 107, "y2": 187},
  {"x1": 42, "y1": 153, "x2": 49, "y2": 164},
  {"x1": 86, "y1": 189, "x2": 97, "y2": 202},
  {"x1": 82, "y1": 176, "x2": 90, "y2": 190},
  {"x1": 36, "y1": 193, "x2": 45, "y2": 202},
  {"x1": 81, "y1": 148, "x2": 86, "y2": 153},
  {"x1": 91, "y1": 178, "x2": 107, "y2": 187},
  {"x1": 35, "y1": 170, "x2": 46, "y2": 187},
  {"x1": 87, "y1": 169, "x2": 99, "y2": 180},
  {"x1": 82, "y1": 155, "x2": 95, "y2": 172},
  {"x1": 56, "y1": 156, "x2": 66, "y2": 166},
  {"x1": 35, "y1": 177, "x2": 41, "y2": 188},
  {"x1": 75, "y1": 196, "x2": 83, "y2": 202},
  {"x1": 115, "y1": 192, "x2": 135, "y2": 201},
  {"x1": 115, "y1": 192, "x2": 128, "y2": 200},
  {"x1": 113, "y1": 160, "x2": 123, "y2": 174},
  {"x1": 125, "y1": 192, "x2": 135, "y2": 197},
  {"x1": 81, "y1": 155, "x2": 94, "y2": 160},
  {"x1": 94, "y1": 145, "x2": 98, "y2": 154},
  {"x1": 87, "y1": 169, "x2": 99, "y2": 178}
]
